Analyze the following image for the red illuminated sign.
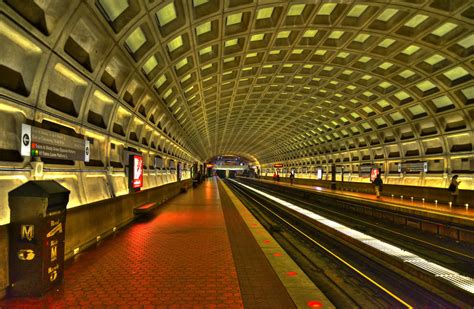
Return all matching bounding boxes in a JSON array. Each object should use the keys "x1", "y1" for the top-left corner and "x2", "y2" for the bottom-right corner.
[
  {"x1": 273, "y1": 164, "x2": 284, "y2": 168},
  {"x1": 370, "y1": 168, "x2": 379, "y2": 182},
  {"x1": 132, "y1": 155, "x2": 143, "y2": 189},
  {"x1": 206, "y1": 164, "x2": 214, "y2": 168}
]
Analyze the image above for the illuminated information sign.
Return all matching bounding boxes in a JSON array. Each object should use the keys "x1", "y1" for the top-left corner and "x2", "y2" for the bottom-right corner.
[
  {"x1": 130, "y1": 155, "x2": 144, "y2": 189},
  {"x1": 20, "y1": 124, "x2": 90, "y2": 162},
  {"x1": 370, "y1": 168, "x2": 380, "y2": 182}
]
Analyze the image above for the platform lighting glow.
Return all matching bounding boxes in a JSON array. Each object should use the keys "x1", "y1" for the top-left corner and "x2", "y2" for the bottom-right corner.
[
  {"x1": 303, "y1": 29, "x2": 318, "y2": 37},
  {"x1": 256, "y1": 7, "x2": 274, "y2": 19},
  {"x1": 354, "y1": 33, "x2": 370, "y2": 43},
  {"x1": 2, "y1": 21, "x2": 41, "y2": 53},
  {"x1": 347, "y1": 4, "x2": 368, "y2": 17},
  {"x1": 377, "y1": 8, "x2": 398, "y2": 21},
  {"x1": 125, "y1": 27, "x2": 146, "y2": 53},
  {"x1": 156, "y1": 2, "x2": 177, "y2": 26},
  {"x1": 229, "y1": 179, "x2": 474, "y2": 294},
  {"x1": 458, "y1": 34, "x2": 474, "y2": 48},
  {"x1": 55, "y1": 63, "x2": 87, "y2": 85},
  {"x1": 167, "y1": 35, "x2": 183, "y2": 52},
  {"x1": 226, "y1": 13, "x2": 242, "y2": 26},
  {"x1": 195, "y1": 22, "x2": 211, "y2": 36}
]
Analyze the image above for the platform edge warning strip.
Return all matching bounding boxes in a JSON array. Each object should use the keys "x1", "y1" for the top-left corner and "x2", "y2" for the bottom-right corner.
[
  {"x1": 217, "y1": 180, "x2": 296, "y2": 308},
  {"x1": 231, "y1": 178, "x2": 474, "y2": 298}
]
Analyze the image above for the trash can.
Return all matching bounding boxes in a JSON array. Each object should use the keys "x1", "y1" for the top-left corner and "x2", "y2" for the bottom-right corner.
[{"x1": 8, "y1": 180, "x2": 70, "y2": 297}]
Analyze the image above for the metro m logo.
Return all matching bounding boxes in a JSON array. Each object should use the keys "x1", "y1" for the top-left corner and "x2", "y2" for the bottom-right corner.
[{"x1": 21, "y1": 225, "x2": 34, "y2": 241}]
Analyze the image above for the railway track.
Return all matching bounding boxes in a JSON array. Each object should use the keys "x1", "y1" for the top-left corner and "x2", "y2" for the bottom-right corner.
[
  {"x1": 240, "y1": 178, "x2": 474, "y2": 277},
  {"x1": 225, "y1": 178, "x2": 474, "y2": 308}
]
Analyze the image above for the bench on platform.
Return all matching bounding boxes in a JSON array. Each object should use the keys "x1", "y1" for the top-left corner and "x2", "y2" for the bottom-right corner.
[{"x1": 133, "y1": 202, "x2": 157, "y2": 215}]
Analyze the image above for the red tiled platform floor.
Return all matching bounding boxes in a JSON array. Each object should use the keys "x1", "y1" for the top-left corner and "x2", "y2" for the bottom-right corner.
[{"x1": 1, "y1": 179, "x2": 243, "y2": 308}]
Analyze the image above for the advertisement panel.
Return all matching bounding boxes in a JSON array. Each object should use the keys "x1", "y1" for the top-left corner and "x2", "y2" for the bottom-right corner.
[
  {"x1": 370, "y1": 168, "x2": 380, "y2": 182},
  {"x1": 129, "y1": 155, "x2": 144, "y2": 190}
]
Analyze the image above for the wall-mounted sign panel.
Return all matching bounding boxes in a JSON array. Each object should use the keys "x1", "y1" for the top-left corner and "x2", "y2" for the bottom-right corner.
[
  {"x1": 273, "y1": 164, "x2": 284, "y2": 168},
  {"x1": 129, "y1": 155, "x2": 143, "y2": 190},
  {"x1": 20, "y1": 124, "x2": 89, "y2": 162},
  {"x1": 398, "y1": 162, "x2": 427, "y2": 173},
  {"x1": 316, "y1": 168, "x2": 323, "y2": 180},
  {"x1": 154, "y1": 156, "x2": 163, "y2": 169}
]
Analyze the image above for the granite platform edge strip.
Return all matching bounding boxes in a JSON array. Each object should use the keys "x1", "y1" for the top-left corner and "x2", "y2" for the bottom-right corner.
[
  {"x1": 217, "y1": 179, "x2": 296, "y2": 308},
  {"x1": 218, "y1": 178, "x2": 335, "y2": 309}
]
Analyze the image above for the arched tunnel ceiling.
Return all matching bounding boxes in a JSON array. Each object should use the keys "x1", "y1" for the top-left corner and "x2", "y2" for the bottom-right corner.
[{"x1": 1, "y1": 0, "x2": 473, "y2": 164}]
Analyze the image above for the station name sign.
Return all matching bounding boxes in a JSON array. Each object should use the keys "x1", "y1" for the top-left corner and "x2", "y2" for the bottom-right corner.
[
  {"x1": 273, "y1": 164, "x2": 284, "y2": 168},
  {"x1": 20, "y1": 124, "x2": 90, "y2": 162}
]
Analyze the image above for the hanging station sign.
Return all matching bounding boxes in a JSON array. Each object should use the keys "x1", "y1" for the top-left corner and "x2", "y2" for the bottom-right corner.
[{"x1": 20, "y1": 124, "x2": 90, "y2": 162}]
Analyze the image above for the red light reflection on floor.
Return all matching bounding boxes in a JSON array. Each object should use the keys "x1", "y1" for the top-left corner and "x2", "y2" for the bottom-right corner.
[
  {"x1": 204, "y1": 179, "x2": 214, "y2": 200},
  {"x1": 273, "y1": 252, "x2": 282, "y2": 257},
  {"x1": 286, "y1": 271, "x2": 297, "y2": 276},
  {"x1": 307, "y1": 300, "x2": 323, "y2": 308}
]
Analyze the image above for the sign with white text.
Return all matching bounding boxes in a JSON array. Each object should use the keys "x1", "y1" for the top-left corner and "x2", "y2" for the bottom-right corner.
[
  {"x1": 398, "y1": 162, "x2": 427, "y2": 173},
  {"x1": 20, "y1": 124, "x2": 89, "y2": 162},
  {"x1": 316, "y1": 168, "x2": 323, "y2": 180}
]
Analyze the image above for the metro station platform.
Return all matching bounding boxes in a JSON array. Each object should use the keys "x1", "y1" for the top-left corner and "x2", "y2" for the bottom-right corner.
[
  {"x1": 0, "y1": 177, "x2": 330, "y2": 308},
  {"x1": 241, "y1": 177, "x2": 474, "y2": 245},
  {"x1": 255, "y1": 177, "x2": 474, "y2": 219}
]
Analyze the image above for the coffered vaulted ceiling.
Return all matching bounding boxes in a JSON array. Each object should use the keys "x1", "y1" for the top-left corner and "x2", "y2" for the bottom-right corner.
[{"x1": 2, "y1": 0, "x2": 473, "y2": 164}]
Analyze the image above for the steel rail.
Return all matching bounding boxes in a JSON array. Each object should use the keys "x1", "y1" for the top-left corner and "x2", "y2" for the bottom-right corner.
[{"x1": 226, "y1": 179, "x2": 414, "y2": 308}]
